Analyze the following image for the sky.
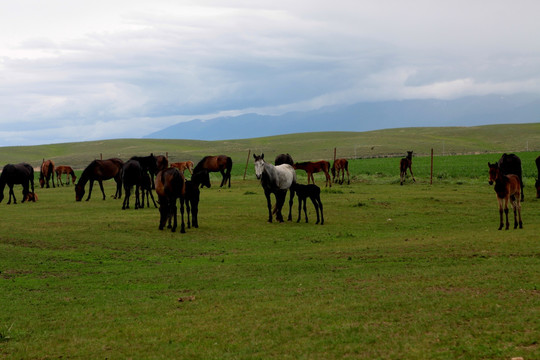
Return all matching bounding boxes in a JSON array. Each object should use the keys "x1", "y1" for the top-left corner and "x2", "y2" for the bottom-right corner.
[{"x1": 1, "y1": 0, "x2": 539, "y2": 146}]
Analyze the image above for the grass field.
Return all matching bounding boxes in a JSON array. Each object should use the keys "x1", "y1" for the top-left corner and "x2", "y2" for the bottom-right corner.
[{"x1": 1, "y1": 148, "x2": 539, "y2": 359}]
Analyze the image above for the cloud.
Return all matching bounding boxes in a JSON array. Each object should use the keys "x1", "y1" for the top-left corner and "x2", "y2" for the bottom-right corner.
[{"x1": 0, "y1": 0, "x2": 540, "y2": 145}]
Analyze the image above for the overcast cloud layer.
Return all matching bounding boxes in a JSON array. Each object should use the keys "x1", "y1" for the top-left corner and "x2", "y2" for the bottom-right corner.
[{"x1": 1, "y1": 0, "x2": 539, "y2": 146}]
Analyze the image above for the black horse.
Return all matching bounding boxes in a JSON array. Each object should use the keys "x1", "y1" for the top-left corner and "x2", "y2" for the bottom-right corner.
[
  {"x1": 122, "y1": 159, "x2": 143, "y2": 210},
  {"x1": 275, "y1": 153, "x2": 294, "y2": 166},
  {"x1": 184, "y1": 170, "x2": 211, "y2": 228},
  {"x1": 0, "y1": 163, "x2": 35, "y2": 204},
  {"x1": 498, "y1": 153, "x2": 524, "y2": 201},
  {"x1": 292, "y1": 183, "x2": 324, "y2": 225}
]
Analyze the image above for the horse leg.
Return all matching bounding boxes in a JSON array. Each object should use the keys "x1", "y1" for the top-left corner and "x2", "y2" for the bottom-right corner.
[
  {"x1": 287, "y1": 187, "x2": 295, "y2": 221},
  {"x1": 265, "y1": 190, "x2": 273, "y2": 222},
  {"x1": 325, "y1": 170, "x2": 331, "y2": 187},
  {"x1": 186, "y1": 199, "x2": 192, "y2": 228},
  {"x1": 516, "y1": 197, "x2": 523, "y2": 229},
  {"x1": 122, "y1": 186, "x2": 130, "y2": 209},
  {"x1": 8, "y1": 185, "x2": 15, "y2": 204},
  {"x1": 409, "y1": 165, "x2": 416, "y2": 182},
  {"x1": 179, "y1": 197, "x2": 186, "y2": 233},
  {"x1": 86, "y1": 180, "x2": 94, "y2": 201},
  {"x1": 296, "y1": 195, "x2": 302, "y2": 223},
  {"x1": 310, "y1": 196, "x2": 320, "y2": 224},
  {"x1": 318, "y1": 196, "x2": 324, "y2": 225},
  {"x1": 219, "y1": 170, "x2": 226, "y2": 187},
  {"x1": 303, "y1": 196, "x2": 309, "y2": 223},
  {"x1": 275, "y1": 192, "x2": 286, "y2": 222},
  {"x1": 21, "y1": 183, "x2": 29, "y2": 203},
  {"x1": 135, "y1": 186, "x2": 140, "y2": 209},
  {"x1": 192, "y1": 200, "x2": 199, "y2": 228},
  {"x1": 98, "y1": 181, "x2": 107, "y2": 200},
  {"x1": 497, "y1": 197, "x2": 504, "y2": 230}
]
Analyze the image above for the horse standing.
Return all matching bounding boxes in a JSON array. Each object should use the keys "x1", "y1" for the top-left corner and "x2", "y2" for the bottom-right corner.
[
  {"x1": 535, "y1": 155, "x2": 540, "y2": 198},
  {"x1": 399, "y1": 151, "x2": 415, "y2": 185},
  {"x1": 488, "y1": 162, "x2": 523, "y2": 230},
  {"x1": 275, "y1": 153, "x2": 294, "y2": 166},
  {"x1": 0, "y1": 163, "x2": 35, "y2": 204},
  {"x1": 139, "y1": 172, "x2": 157, "y2": 208},
  {"x1": 293, "y1": 161, "x2": 331, "y2": 187},
  {"x1": 55, "y1": 165, "x2": 77, "y2": 186},
  {"x1": 193, "y1": 155, "x2": 232, "y2": 188},
  {"x1": 155, "y1": 167, "x2": 186, "y2": 233},
  {"x1": 331, "y1": 158, "x2": 350, "y2": 185},
  {"x1": 122, "y1": 159, "x2": 143, "y2": 210},
  {"x1": 75, "y1": 158, "x2": 124, "y2": 201},
  {"x1": 254, "y1": 153, "x2": 296, "y2": 223},
  {"x1": 171, "y1": 161, "x2": 194, "y2": 176},
  {"x1": 292, "y1": 183, "x2": 324, "y2": 225},
  {"x1": 498, "y1": 153, "x2": 524, "y2": 201},
  {"x1": 184, "y1": 170, "x2": 211, "y2": 228},
  {"x1": 39, "y1": 159, "x2": 55, "y2": 188}
]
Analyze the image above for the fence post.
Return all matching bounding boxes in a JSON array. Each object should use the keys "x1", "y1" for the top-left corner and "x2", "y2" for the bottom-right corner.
[
  {"x1": 430, "y1": 148, "x2": 433, "y2": 185},
  {"x1": 243, "y1": 149, "x2": 251, "y2": 180}
]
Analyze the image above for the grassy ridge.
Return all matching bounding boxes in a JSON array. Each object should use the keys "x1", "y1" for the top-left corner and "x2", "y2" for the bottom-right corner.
[{"x1": 1, "y1": 123, "x2": 539, "y2": 170}]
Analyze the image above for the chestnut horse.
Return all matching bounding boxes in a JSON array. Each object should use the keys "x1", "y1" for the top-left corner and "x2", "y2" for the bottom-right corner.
[
  {"x1": 171, "y1": 161, "x2": 194, "y2": 176},
  {"x1": 0, "y1": 163, "x2": 35, "y2": 204},
  {"x1": 488, "y1": 162, "x2": 523, "y2": 230},
  {"x1": 193, "y1": 155, "x2": 232, "y2": 188},
  {"x1": 55, "y1": 165, "x2": 77, "y2": 186},
  {"x1": 535, "y1": 155, "x2": 540, "y2": 198},
  {"x1": 155, "y1": 167, "x2": 186, "y2": 233},
  {"x1": 331, "y1": 158, "x2": 350, "y2": 185},
  {"x1": 293, "y1": 161, "x2": 331, "y2": 187},
  {"x1": 75, "y1": 158, "x2": 124, "y2": 201},
  {"x1": 39, "y1": 159, "x2": 55, "y2": 188},
  {"x1": 399, "y1": 151, "x2": 415, "y2": 185}
]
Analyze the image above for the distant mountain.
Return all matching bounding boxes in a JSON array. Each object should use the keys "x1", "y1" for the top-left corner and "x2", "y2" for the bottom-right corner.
[{"x1": 144, "y1": 94, "x2": 540, "y2": 140}]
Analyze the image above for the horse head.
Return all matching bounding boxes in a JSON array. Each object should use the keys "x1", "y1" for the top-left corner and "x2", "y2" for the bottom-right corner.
[
  {"x1": 193, "y1": 170, "x2": 211, "y2": 188},
  {"x1": 488, "y1": 162, "x2": 499, "y2": 185},
  {"x1": 75, "y1": 184, "x2": 85, "y2": 201},
  {"x1": 253, "y1": 153, "x2": 265, "y2": 180}
]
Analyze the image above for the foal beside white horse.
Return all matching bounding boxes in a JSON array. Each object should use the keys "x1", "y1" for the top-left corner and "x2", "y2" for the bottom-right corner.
[{"x1": 253, "y1": 153, "x2": 296, "y2": 223}]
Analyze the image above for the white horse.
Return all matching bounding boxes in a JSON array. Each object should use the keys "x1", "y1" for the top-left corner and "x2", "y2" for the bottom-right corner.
[{"x1": 254, "y1": 153, "x2": 296, "y2": 222}]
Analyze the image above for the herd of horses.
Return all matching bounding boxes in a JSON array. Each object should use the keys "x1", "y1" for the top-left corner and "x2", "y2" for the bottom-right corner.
[{"x1": 1, "y1": 151, "x2": 539, "y2": 232}]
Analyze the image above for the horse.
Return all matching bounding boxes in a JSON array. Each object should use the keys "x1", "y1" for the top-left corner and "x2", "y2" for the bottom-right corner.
[
  {"x1": 184, "y1": 170, "x2": 211, "y2": 228},
  {"x1": 254, "y1": 153, "x2": 296, "y2": 223},
  {"x1": 275, "y1": 153, "x2": 294, "y2": 166},
  {"x1": 193, "y1": 155, "x2": 232, "y2": 188},
  {"x1": 399, "y1": 151, "x2": 415, "y2": 185},
  {"x1": 331, "y1": 158, "x2": 350, "y2": 185},
  {"x1": 122, "y1": 159, "x2": 143, "y2": 210},
  {"x1": 293, "y1": 161, "x2": 332, "y2": 187},
  {"x1": 292, "y1": 183, "x2": 324, "y2": 225},
  {"x1": 130, "y1": 154, "x2": 158, "y2": 176},
  {"x1": 155, "y1": 167, "x2": 186, "y2": 233},
  {"x1": 535, "y1": 155, "x2": 540, "y2": 198},
  {"x1": 39, "y1": 159, "x2": 55, "y2": 188},
  {"x1": 75, "y1": 158, "x2": 124, "y2": 201},
  {"x1": 0, "y1": 163, "x2": 35, "y2": 204},
  {"x1": 55, "y1": 165, "x2": 77, "y2": 186},
  {"x1": 498, "y1": 153, "x2": 524, "y2": 201},
  {"x1": 170, "y1": 161, "x2": 194, "y2": 176},
  {"x1": 148, "y1": 154, "x2": 168, "y2": 189},
  {"x1": 139, "y1": 172, "x2": 157, "y2": 208},
  {"x1": 488, "y1": 162, "x2": 523, "y2": 230}
]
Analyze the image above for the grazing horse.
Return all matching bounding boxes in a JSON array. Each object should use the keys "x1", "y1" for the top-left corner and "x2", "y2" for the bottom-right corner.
[
  {"x1": 193, "y1": 155, "x2": 232, "y2": 188},
  {"x1": 331, "y1": 158, "x2": 350, "y2": 185},
  {"x1": 292, "y1": 183, "x2": 324, "y2": 225},
  {"x1": 498, "y1": 153, "x2": 524, "y2": 201},
  {"x1": 39, "y1": 159, "x2": 55, "y2": 188},
  {"x1": 399, "y1": 151, "x2": 415, "y2": 185},
  {"x1": 0, "y1": 163, "x2": 35, "y2": 204},
  {"x1": 122, "y1": 159, "x2": 143, "y2": 210},
  {"x1": 535, "y1": 155, "x2": 540, "y2": 198},
  {"x1": 293, "y1": 161, "x2": 332, "y2": 187},
  {"x1": 488, "y1": 162, "x2": 523, "y2": 230},
  {"x1": 184, "y1": 170, "x2": 211, "y2": 228},
  {"x1": 139, "y1": 172, "x2": 157, "y2": 208},
  {"x1": 55, "y1": 165, "x2": 77, "y2": 186},
  {"x1": 75, "y1": 158, "x2": 124, "y2": 201},
  {"x1": 171, "y1": 161, "x2": 194, "y2": 176},
  {"x1": 155, "y1": 168, "x2": 186, "y2": 233},
  {"x1": 275, "y1": 153, "x2": 294, "y2": 166},
  {"x1": 254, "y1": 153, "x2": 296, "y2": 223}
]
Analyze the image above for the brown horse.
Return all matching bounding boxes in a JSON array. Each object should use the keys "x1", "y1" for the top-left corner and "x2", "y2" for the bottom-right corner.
[
  {"x1": 399, "y1": 151, "x2": 415, "y2": 185},
  {"x1": 535, "y1": 155, "x2": 540, "y2": 198},
  {"x1": 75, "y1": 158, "x2": 124, "y2": 201},
  {"x1": 193, "y1": 155, "x2": 232, "y2": 188},
  {"x1": 39, "y1": 159, "x2": 55, "y2": 188},
  {"x1": 293, "y1": 161, "x2": 332, "y2": 187},
  {"x1": 0, "y1": 163, "x2": 35, "y2": 204},
  {"x1": 55, "y1": 165, "x2": 77, "y2": 186},
  {"x1": 170, "y1": 161, "x2": 194, "y2": 175},
  {"x1": 488, "y1": 162, "x2": 523, "y2": 230},
  {"x1": 331, "y1": 158, "x2": 350, "y2": 185},
  {"x1": 155, "y1": 167, "x2": 186, "y2": 233}
]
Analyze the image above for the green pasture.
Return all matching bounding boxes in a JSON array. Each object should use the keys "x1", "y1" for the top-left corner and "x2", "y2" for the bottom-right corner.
[{"x1": 1, "y1": 152, "x2": 539, "y2": 359}]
